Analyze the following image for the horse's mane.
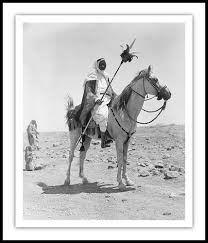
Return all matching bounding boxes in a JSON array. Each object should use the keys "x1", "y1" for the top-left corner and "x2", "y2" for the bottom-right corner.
[{"x1": 113, "y1": 69, "x2": 149, "y2": 111}]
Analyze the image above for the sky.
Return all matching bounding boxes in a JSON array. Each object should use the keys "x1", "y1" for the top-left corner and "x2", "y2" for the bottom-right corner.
[{"x1": 23, "y1": 22, "x2": 185, "y2": 132}]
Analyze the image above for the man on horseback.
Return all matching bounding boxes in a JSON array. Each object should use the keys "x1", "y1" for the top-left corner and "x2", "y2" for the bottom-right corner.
[{"x1": 79, "y1": 58, "x2": 116, "y2": 148}]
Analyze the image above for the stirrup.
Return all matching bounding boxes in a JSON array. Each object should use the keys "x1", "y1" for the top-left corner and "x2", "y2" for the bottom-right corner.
[
  {"x1": 101, "y1": 141, "x2": 111, "y2": 148},
  {"x1": 101, "y1": 133, "x2": 111, "y2": 148}
]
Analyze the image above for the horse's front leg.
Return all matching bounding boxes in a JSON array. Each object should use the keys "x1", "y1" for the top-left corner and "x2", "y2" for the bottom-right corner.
[
  {"x1": 115, "y1": 140, "x2": 126, "y2": 190},
  {"x1": 122, "y1": 141, "x2": 135, "y2": 186},
  {"x1": 79, "y1": 135, "x2": 92, "y2": 184}
]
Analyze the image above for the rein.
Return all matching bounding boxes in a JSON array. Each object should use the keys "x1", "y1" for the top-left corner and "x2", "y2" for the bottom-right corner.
[
  {"x1": 124, "y1": 100, "x2": 167, "y2": 125},
  {"x1": 111, "y1": 74, "x2": 167, "y2": 142},
  {"x1": 110, "y1": 108, "x2": 136, "y2": 144},
  {"x1": 112, "y1": 75, "x2": 167, "y2": 139}
]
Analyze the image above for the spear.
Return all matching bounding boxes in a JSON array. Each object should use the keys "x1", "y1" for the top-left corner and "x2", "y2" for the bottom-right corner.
[{"x1": 75, "y1": 39, "x2": 138, "y2": 149}]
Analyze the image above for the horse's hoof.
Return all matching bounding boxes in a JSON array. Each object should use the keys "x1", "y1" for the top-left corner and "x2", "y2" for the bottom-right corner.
[
  {"x1": 82, "y1": 177, "x2": 88, "y2": 184},
  {"x1": 64, "y1": 179, "x2": 70, "y2": 186},
  {"x1": 125, "y1": 180, "x2": 135, "y2": 187},
  {"x1": 118, "y1": 183, "x2": 126, "y2": 191}
]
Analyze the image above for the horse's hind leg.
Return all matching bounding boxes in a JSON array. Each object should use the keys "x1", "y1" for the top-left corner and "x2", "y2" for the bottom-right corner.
[
  {"x1": 64, "y1": 129, "x2": 81, "y2": 186},
  {"x1": 122, "y1": 141, "x2": 134, "y2": 186},
  {"x1": 79, "y1": 135, "x2": 92, "y2": 184}
]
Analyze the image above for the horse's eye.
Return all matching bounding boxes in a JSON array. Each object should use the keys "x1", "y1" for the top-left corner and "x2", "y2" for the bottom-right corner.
[{"x1": 153, "y1": 77, "x2": 158, "y2": 83}]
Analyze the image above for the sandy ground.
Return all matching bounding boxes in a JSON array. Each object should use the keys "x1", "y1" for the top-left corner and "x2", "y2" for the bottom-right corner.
[{"x1": 23, "y1": 124, "x2": 185, "y2": 220}]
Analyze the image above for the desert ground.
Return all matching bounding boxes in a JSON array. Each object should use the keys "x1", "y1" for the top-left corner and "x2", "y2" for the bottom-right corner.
[{"x1": 23, "y1": 124, "x2": 185, "y2": 220}]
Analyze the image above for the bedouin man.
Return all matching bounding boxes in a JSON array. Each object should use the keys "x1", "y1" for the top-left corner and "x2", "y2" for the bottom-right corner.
[
  {"x1": 27, "y1": 120, "x2": 39, "y2": 150},
  {"x1": 79, "y1": 58, "x2": 116, "y2": 148}
]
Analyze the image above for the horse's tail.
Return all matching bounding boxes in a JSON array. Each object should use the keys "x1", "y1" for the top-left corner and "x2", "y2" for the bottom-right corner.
[
  {"x1": 65, "y1": 95, "x2": 74, "y2": 111},
  {"x1": 65, "y1": 95, "x2": 81, "y2": 131}
]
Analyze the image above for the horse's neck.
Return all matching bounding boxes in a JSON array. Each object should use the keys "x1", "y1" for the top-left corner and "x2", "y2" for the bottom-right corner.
[{"x1": 125, "y1": 82, "x2": 145, "y2": 125}]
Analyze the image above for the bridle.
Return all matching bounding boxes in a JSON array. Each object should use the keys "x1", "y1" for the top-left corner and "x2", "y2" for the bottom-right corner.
[
  {"x1": 127, "y1": 76, "x2": 167, "y2": 124},
  {"x1": 110, "y1": 74, "x2": 167, "y2": 143}
]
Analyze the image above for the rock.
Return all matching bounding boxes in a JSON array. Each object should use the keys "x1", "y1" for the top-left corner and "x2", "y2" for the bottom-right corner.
[
  {"x1": 162, "y1": 154, "x2": 171, "y2": 159},
  {"x1": 34, "y1": 163, "x2": 47, "y2": 170},
  {"x1": 168, "y1": 192, "x2": 177, "y2": 198},
  {"x1": 167, "y1": 147, "x2": 171, "y2": 151},
  {"x1": 52, "y1": 143, "x2": 58, "y2": 147},
  {"x1": 121, "y1": 199, "x2": 127, "y2": 202},
  {"x1": 163, "y1": 212, "x2": 171, "y2": 216},
  {"x1": 138, "y1": 169, "x2": 150, "y2": 177},
  {"x1": 164, "y1": 171, "x2": 179, "y2": 179},
  {"x1": 107, "y1": 165, "x2": 114, "y2": 169},
  {"x1": 144, "y1": 161, "x2": 150, "y2": 166},
  {"x1": 178, "y1": 167, "x2": 185, "y2": 173},
  {"x1": 154, "y1": 161, "x2": 164, "y2": 168},
  {"x1": 137, "y1": 162, "x2": 146, "y2": 167},
  {"x1": 130, "y1": 148, "x2": 136, "y2": 151},
  {"x1": 92, "y1": 141, "x2": 100, "y2": 145},
  {"x1": 151, "y1": 168, "x2": 160, "y2": 176},
  {"x1": 159, "y1": 168, "x2": 164, "y2": 173},
  {"x1": 131, "y1": 141, "x2": 136, "y2": 145},
  {"x1": 62, "y1": 154, "x2": 67, "y2": 158},
  {"x1": 169, "y1": 165, "x2": 179, "y2": 171},
  {"x1": 107, "y1": 156, "x2": 116, "y2": 164},
  {"x1": 147, "y1": 164, "x2": 155, "y2": 172},
  {"x1": 138, "y1": 155, "x2": 151, "y2": 164}
]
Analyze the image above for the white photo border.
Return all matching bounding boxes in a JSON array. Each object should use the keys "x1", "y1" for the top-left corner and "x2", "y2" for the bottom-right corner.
[{"x1": 15, "y1": 14, "x2": 193, "y2": 228}]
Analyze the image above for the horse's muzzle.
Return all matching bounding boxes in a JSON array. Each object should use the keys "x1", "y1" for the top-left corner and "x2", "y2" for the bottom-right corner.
[{"x1": 158, "y1": 86, "x2": 171, "y2": 101}]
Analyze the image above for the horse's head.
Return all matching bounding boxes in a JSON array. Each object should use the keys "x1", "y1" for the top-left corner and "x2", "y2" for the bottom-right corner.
[{"x1": 137, "y1": 65, "x2": 171, "y2": 101}]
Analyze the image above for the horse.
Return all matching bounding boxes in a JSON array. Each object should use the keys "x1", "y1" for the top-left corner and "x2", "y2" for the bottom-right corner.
[{"x1": 64, "y1": 65, "x2": 171, "y2": 190}]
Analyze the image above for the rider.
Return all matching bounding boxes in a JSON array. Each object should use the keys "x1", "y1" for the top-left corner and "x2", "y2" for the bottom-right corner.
[{"x1": 79, "y1": 58, "x2": 116, "y2": 148}]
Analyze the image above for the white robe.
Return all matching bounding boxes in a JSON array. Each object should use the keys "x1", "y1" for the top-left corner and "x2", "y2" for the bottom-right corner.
[{"x1": 84, "y1": 59, "x2": 111, "y2": 132}]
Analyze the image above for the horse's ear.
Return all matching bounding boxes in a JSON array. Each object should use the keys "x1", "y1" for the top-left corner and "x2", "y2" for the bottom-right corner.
[{"x1": 148, "y1": 65, "x2": 153, "y2": 74}]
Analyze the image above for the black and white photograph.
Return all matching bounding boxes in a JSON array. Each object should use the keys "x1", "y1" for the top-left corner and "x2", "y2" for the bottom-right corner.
[
  {"x1": 15, "y1": 14, "x2": 194, "y2": 227},
  {"x1": 3, "y1": 3, "x2": 206, "y2": 241}
]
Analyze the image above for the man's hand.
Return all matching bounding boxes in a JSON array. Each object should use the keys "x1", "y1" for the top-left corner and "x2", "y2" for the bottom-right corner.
[{"x1": 95, "y1": 99, "x2": 103, "y2": 105}]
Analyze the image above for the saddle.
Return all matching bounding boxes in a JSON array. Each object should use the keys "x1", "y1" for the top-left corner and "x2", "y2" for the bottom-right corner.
[{"x1": 66, "y1": 104, "x2": 112, "y2": 140}]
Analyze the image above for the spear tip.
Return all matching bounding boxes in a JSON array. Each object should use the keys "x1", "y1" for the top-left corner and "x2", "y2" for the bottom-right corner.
[{"x1": 129, "y1": 38, "x2": 136, "y2": 49}]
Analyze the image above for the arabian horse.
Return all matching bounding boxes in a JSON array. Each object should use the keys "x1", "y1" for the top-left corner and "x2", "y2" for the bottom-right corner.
[{"x1": 64, "y1": 65, "x2": 171, "y2": 190}]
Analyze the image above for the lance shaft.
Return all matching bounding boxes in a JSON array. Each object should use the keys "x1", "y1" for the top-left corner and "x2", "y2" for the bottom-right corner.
[{"x1": 75, "y1": 60, "x2": 124, "y2": 149}]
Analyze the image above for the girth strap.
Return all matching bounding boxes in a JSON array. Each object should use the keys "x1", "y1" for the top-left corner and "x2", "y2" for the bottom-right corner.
[{"x1": 110, "y1": 108, "x2": 135, "y2": 144}]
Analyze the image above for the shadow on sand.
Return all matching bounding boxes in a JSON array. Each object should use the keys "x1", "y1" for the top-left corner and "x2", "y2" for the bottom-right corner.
[{"x1": 37, "y1": 182, "x2": 136, "y2": 195}]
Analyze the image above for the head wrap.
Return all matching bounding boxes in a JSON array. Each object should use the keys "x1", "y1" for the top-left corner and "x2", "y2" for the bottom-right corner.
[{"x1": 84, "y1": 58, "x2": 109, "y2": 86}]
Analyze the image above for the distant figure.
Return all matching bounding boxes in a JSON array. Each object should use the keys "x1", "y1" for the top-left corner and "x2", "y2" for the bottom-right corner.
[
  {"x1": 27, "y1": 120, "x2": 39, "y2": 150},
  {"x1": 25, "y1": 145, "x2": 34, "y2": 171}
]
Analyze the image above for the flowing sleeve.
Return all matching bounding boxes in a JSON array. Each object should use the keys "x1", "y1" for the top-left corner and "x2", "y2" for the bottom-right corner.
[
  {"x1": 79, "y1": 80, "x2": 99, "y2": 125},
  {"x1": 85, "y1": 80, "x2": 99, "y2": 103}
]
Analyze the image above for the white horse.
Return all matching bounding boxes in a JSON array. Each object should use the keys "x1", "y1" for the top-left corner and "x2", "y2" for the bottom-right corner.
[{"x1": 64, "y1": 65, "x2": 171, "y2": 190}]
